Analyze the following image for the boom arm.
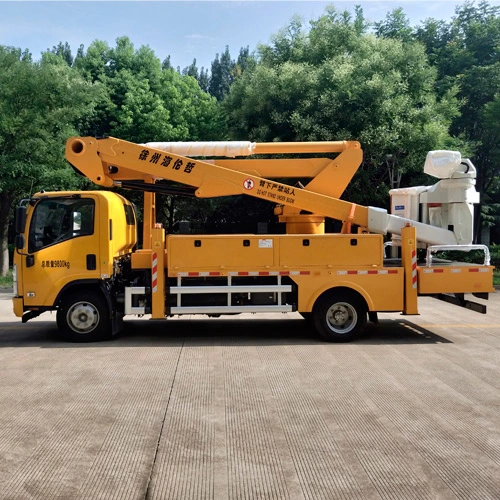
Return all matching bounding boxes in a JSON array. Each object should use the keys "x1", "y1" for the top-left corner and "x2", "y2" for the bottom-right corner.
[
  {"x1": 65, "y1": 136, "x2": 464, "y2": 247},
  {"x1": 66, "y1": 136, "x2": 369, "y2": 227}
]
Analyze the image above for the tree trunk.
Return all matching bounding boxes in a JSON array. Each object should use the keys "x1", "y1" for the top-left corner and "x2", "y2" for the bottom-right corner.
[{"x1": 0, "y1": 192, "x2": 14, "y2": 276}]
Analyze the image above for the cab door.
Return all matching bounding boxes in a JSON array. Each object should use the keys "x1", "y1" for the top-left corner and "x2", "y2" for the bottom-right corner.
[{"x1": 20, "y1": 195, "x2": 101, "y2": 308}]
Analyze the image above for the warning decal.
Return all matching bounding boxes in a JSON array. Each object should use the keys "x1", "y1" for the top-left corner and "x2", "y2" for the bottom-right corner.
[{"x1": 243, "y1": 178, "x2": 254, "y2": 190}]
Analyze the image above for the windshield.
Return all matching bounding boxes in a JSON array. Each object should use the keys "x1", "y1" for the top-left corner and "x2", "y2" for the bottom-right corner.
[{"x1": 28, "y1": 197, "x2": 95, "y2": 253}]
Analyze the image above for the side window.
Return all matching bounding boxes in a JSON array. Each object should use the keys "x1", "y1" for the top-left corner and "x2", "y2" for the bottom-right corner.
[
  {"x1": 28, "y1": 198, "x2": 95, "y2": 253},
  {"x1": 123, "y1": 203, "x2": 136, "y2": 225}
]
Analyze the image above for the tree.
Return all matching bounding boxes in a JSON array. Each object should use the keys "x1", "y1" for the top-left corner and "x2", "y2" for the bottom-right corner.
[
  {"x1": 209, "y1": 46, "x2": 234, "y2": 100},
  {"x1": 374, "y1": 8, "x2": 414, "y2": 42},
  {"x1": 232, "y1": 46, "x2": 257, "y2": 79},
  {"x1": 182, "y1": 58, "x2": 199, "y2": 79},
  {"x1": 416, "y1": 1, "x2": 500, "y2": 241},
  {"x1": 0, "y1": 46, "x2": 101, "y2": 275},
  {"x1": 49, "y1": 41, "x2": 74, "y2": 66},
  {"x1": 162, "y1": 55, "x2": 172, "y2": 71},
  {"x1": 197, "y1": 67, "x2": 210, "y2": 93},
  {"x1": 224, "y1": 7, "x2": 458, "y2": 207},
  {"x1": 73, "y1": 37, "x2": 225, "y2": 232},
  {"x1": 73, "y1": 37, "x2": 221, "y2": 142}
]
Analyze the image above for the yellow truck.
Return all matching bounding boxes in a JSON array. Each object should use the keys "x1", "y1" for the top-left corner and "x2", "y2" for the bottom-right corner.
[{"x1": 12, "y1": 136, "x2": 494, "y2": 342}]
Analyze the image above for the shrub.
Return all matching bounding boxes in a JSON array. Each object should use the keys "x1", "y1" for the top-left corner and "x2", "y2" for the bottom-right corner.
[{"x1": 490, "y1": 243, "x2": 500, "y2": 270}]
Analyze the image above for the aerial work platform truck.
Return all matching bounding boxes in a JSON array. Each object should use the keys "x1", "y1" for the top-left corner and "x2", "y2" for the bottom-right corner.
[{"x1": 12, "y1": 137, "x2": 494, "y2": 341}]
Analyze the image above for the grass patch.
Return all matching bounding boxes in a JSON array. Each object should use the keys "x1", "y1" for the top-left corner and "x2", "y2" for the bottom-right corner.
[
  {"x1": 0, "y1": 269, "x2": 13, "y2": 289},
  {"x1": 494, "y1": 270, "x2": 500, "y2": 287}
]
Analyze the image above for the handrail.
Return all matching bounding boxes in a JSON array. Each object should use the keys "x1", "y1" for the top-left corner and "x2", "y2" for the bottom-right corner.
[{"x1": 426, "y1": 244, "x2": 490, "y2": 267}]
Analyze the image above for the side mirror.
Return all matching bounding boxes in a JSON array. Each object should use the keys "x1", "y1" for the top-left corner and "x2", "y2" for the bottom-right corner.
[
  {"x1": 15, "y1": 206, "x2": 27, "y2": 234},
  {"x1": 15, "y1": 234, "x2": 25, "y2": 250}
]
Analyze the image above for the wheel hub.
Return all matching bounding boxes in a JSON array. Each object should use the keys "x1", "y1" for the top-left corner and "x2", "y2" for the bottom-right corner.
[
  {"x1": 326, "y1": 302, "x2": 357, "y2": 333},
  {"x1": 67, "y1": 302, "x2": 99, "y2": 334},
  {"x1": 333, "y1": 309, "x2": 347, "y2": 323}
]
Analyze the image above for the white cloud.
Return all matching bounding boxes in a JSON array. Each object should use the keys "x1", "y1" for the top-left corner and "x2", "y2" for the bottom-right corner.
[{"x1": 185, "y1": 34, "x2": 213, "y2": 40}]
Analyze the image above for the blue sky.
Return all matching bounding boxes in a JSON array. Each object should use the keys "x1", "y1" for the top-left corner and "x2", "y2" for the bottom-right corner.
[{"x1": 2, "y1": 1, "x2": 499, "y2": 71}]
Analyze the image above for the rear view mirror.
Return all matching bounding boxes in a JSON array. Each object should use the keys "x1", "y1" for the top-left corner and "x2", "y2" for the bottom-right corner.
[
  {"x1": 15, "y1": 234, "x2": 25, "y2": 250},
  {"x1": 15, "y1": 206, "x2": 27, "y2": 234}
]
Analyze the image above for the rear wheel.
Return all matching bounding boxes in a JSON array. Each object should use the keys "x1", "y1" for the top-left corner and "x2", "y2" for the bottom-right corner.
[
  {"x1": 57, "y1": 291, "x2": 111, "y2": 342},
  {"x1": 313, "y1": 291, "x2": 366, "y2": 342}
]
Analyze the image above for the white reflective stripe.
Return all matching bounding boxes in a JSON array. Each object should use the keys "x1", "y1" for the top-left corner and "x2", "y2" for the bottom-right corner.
[
  {"x1": 152, "y1": 253, "x2": 158, "y2": 293},
  {"x1": 180, "y1": 270, "x2": 308, "y2": 277},
  {"x1": 177, "y1": 269, "x2": 401, "y2": 277},
  {"x1": 411, "y1": 249, "x2": 417, "y2": 289},
  {"x1": 337, "y1": 269, "x2": 397, "y2": 275}
]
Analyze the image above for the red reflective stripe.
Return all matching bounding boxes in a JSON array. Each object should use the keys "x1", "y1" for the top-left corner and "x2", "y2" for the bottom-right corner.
[
  {"x1": 152, "y1": 253, "x2": 158, "y2": 292},
  {"x1": 469, "y1": 268, "x2": 479, "y2": 272},
  {"x1": 388, "y1": 269, "x2": 398, "y2": 274}
]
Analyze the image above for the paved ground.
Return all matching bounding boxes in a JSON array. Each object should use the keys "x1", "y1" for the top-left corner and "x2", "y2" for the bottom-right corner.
[{"x1": 0, "y1": 289, "x2": 500, "y2": 500}]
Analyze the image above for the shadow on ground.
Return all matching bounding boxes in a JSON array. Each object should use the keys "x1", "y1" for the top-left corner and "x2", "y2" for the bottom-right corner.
[{"x1": 0, "y1": 316, "x2": 451, "y2": 348}]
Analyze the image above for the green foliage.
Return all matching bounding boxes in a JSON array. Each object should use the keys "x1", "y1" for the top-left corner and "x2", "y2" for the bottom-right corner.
[
  {"x1": 494, "y1": 270, "x2": 500, "y2": 286},
  {"x1": 374, "y1": 8, "x2": 414, "y2": 42},
  {"x1": 224, "y1": 6, "x2": 458, "y2": 207},
  {"x1": 416, "y1": 1, "x2": 500, "y2": 241},
  {"x1": 490, "y1": 243, "x2": 500, "y2": 269},
  {"x1": 0, "y1": 267, "x2": 12, "y2": 288},
  {"x1": 0, "y1": 45, "x2": 102, "y2": 274},
  {"x1": 0, "y1": 46, "x2": 100, "y2": 194},
  {"x1": 74, "y1": 37, "x2": 221, "y2": 143},
  {"x1": 49, "y1": 42, "x2": 74, "y2": 66},
  {"x1": 209, "y1": 46, "x2": 234, "y2": 101}
]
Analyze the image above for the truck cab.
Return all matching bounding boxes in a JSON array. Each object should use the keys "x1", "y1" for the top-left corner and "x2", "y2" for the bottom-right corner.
[{"x1": 13, "y1": 191, "x2": 136, "y2": 340}]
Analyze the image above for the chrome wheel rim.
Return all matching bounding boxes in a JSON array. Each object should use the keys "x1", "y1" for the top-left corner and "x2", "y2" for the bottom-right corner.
[
  {"x1": 325, "y1": 302, "x2": 357, "y2": 334},
  {"x1": 67, "y1": 302, "x2": 99, "y2": 334}
]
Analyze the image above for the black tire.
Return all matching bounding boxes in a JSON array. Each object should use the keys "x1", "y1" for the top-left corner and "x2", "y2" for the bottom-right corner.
[
  {"x1": 300, "y1": 312, "x2": 313, "y2": 324},
  {"x1": 313, "y1": 291, "x2": 367, "y2": 342},
  {"x1": 56, "y1": 291, "x2": 111, "y2": 342}
]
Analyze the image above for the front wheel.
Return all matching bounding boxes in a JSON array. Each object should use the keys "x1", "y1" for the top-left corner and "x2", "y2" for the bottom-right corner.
[
  {"x1": 313, "y1": 291, "x2": 367, "y2": 342},
  {"x1": 57, "y1": 291, "x2": 111, "y2": 342}
]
